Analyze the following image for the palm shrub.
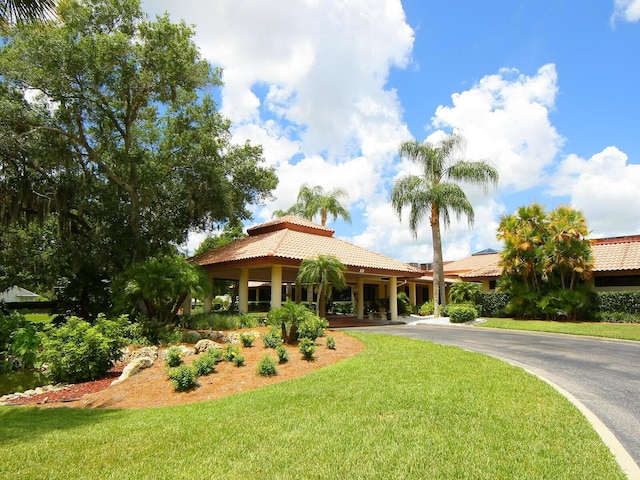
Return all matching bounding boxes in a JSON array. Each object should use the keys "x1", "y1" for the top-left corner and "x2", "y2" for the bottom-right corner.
[
  {"x1": 38, "y1": 315, "x2": 126, "y2": 383},
  {"x1": 449, "y1": 282, "x2": 483, "y2": 304},
  {"x1": 267, "y1": 300, "x2": 315, "y2": 344}
]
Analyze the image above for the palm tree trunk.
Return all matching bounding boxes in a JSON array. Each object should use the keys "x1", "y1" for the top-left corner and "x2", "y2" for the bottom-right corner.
[{"x1": 431, "y1": 207, "x2": 443, "y2": 317}]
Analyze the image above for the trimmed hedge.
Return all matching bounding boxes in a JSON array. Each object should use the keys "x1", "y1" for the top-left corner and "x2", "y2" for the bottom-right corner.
[
  {"x1": 594, "y1": 291, "x2": 640, "y2": 314},
  {"x1": 477, "y1": 292, "x2": 510, "y2": 317}
]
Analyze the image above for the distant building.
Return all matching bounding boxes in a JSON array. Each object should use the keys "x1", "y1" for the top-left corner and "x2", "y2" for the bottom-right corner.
[{"x1": 1, "y1": 286, "x2": 40, "y2": 303}]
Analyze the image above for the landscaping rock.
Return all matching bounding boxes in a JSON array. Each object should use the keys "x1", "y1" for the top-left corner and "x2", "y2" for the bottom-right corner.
[
  {"x1": 111, "y1": 357, "x2": 154, "y2": 386},
  {"x1": 159, "y1": 345, "x2": 195, "y2": 360},
  {"x1": 122, "y1": 346, "x2": 159, "y2": 362},
  {"x1": 194, "y1": 339, "x2": 223, "y2": 354}
]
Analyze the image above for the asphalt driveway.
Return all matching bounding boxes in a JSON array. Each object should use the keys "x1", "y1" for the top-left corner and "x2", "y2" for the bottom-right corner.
[{"x1": 345, "y1": 323, "x2": 640, "y2": 475}]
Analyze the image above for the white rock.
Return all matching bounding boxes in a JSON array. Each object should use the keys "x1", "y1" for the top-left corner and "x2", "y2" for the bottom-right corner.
[{"x1": 111, "y1": 357, "x2": 154, "y2": 386}]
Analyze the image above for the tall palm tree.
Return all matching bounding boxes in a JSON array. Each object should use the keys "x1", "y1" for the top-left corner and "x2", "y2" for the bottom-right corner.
[
  {"x1": 1, "y1": 0, "x2": 56, "y2": 25},
  {"x1": 391, "y1": 133, "x2": 498, "y2": 317},
  {"x1": 273, "y1": 184, "x2": 351, "y2": 226},
  {"x1": 296, "y1": 254, "x2": 347, "y2": 318}
]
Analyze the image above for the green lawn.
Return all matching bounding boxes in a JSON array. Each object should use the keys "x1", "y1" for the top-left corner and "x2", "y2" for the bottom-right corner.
[
  {"x1": 478, "y1": 318, "x2": 640, "y2": 341},
  {"x1": 0, "y1": 333, "x2": 624, "y2": 479}
]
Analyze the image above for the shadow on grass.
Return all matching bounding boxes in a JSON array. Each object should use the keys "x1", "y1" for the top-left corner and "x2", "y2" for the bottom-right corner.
[{"x1": 0, "y1": 407, "x2": 123, "y2": 444}]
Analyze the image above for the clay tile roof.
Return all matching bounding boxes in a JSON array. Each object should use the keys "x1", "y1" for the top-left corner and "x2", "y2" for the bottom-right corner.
[
  {"x1": 591, "y1": 237, "x2": 640, "y2": 271},
  {"x1": 191, "y1": 216, "x2": 422, "y2": 276},
  {"x1": 444, "y1": 252, "x2": 501, "y2": 274}
]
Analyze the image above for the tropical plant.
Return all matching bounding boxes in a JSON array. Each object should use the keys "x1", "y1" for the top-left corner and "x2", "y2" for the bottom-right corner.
[
  {"x1": 266, "y1": 300, "x2": 316, "y2": 344},
  {"x1": 449, "y1": 281, "x2": 483, "y2": 304},
  {"x1": 497, "y1": 204, "x2": 593, "y2": 320},
  {"x1": 273, "y1": 184, "x2": 351, "y2": 226},
  {"x1": 296, "y1": 254, "x2": 348, "y2": 318},
  {"x1": 391, "y1": 133, "x2": 498, "y2": 316},
  {"x1": 0, "y1": 0, "x2": 56, "y2": 24}
]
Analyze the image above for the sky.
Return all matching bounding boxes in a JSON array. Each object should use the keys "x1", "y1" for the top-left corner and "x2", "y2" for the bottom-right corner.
[{"x1": 142, "y1": 0, "x2": 640, "y2": 263}]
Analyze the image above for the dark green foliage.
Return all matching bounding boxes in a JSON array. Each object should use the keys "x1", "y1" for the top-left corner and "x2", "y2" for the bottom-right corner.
[
  {"x1": 185, "y1": 312, "x2": 258, "y2": 330},
  {"x1": 298, "y1": 337, "x2": 316, "y2": 359},
  {"x1": 275, "y1": 345, "x2": 289, "y2": 363},
  {"x1": 232, "y1": 354, "x2": 245, "y2": 367},
  {"x1": 0, "y1": 311, "x2": 41, "y2": 373},
  {"x1": 167, "y1": 365, "x2": 198, "y2": 392},
  {"x1": 164, "y1": 346, "x2": 183, "y2": 368},
  {"x1": 261, "y1": 328, "x2": 283, "y2": 349},
  {"x1": 449, "y1": 282, "x2": 483, "y2": 304},
  {"x1": 447, "y1": 304, "x2": 479, "y2": 324},
  {"x1": 326, "y1": 335, "x2": 336, "y2": 350},
  {"x1": 267, "y1": 300, "x2": 315, "y2": 344},
  {"x1": 397, "y1": 292, "x2": 410, "y2": 315},
  {"x1": 223, "y1": 344, "x2": 241, "y2": 363},
  {"x1": 38, "y1": 315, "x2": 126, "y2": 383},
  {"x1": 594, "y1": 291, "x2": 640, "y2": 314},
  {"x1": 256, "y1": 355, "x2": 277, "y2": 376},
  {"x1": 477, "y1": 292, "x2": 510, "y2": 317},
  {"x1": 297, "y1": 316, "x2": 328, "y2": 341},
  {"x1": 240, "y1": 332, "x2": 256, "y2": 347},
  {"x1": 192, "y1": 350, "x2": 217, "y2": 376}
]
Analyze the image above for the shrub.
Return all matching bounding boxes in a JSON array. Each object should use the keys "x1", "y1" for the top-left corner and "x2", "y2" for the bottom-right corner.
[
  {"x1": 326, "y1": 335, "x2": 336, "y2": 350},
  {"x1": 256, "y1": 355, "x2": 277, "y2": 376},
  {"x1": 449, "y1": 282, "x2": 483, "y2": 304},
  {"x1": 261, "y1": 328, "x2": 283, "y2": 349},
  {"x1": 38, "y1": 315, "x2": 126, "y2": 384},
  {"x1": 168, "y1": 365, "x2": 198, "y2": 392},
  {"x1": 0, "y1": 311, "x2": 41, "y2": 373},
  {"x1": 223, "y1": 344, "x2": 241, "y2": 362},
  {"x1": 192, "y1": 350, "x2": 217, "y2": 376},
  {"x1": 299, "y1": 338, "x2": 316, "y2": 360},
  {"x1": 267, "y1": 300, "x2": 315, "y2": 344},
  {"x1": 477, "y1": 292, "x2": 510, "y2": 317},
  {"x1": 397, "y1": 292, "x2": 410, "y2": 315},
  {"x1": 164, "y1": 346, "x2": 183, "y2": 367},
  {"x1": 418, "y1": 300, "x2": 434, "y2": 316},
  {"x1": 297, "y1": 316, "x2": 328, "y2": 341},
  {"x1": 232, "y1": 354, "x2": 245, "y2": 367},
  {"x1": 594, "y1": 291, "x2": 640, "y2": 314},
  {"x1": 275, "y1": 345, "x2": 289, "y2": 363},
  {"x1": 240, "y1": 332, "x2": 256, "y2": 347},
  {"x1": 447, "y1": 304, "x2": 479, "y2": 324}
]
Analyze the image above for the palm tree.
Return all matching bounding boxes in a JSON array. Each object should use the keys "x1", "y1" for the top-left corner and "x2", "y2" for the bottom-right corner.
[
  {"x1": 1, "y1": 0, "x2": 56, "y2": 25},
  {"x1": 296, "y1": 254, "x2": 347, "y2": 318},
  {"x1": 274, "y1": 184, "x2": 351, "y2": 226},
  {"x1": 391, "y1": 133, "x2": 498, "y2": 317}
]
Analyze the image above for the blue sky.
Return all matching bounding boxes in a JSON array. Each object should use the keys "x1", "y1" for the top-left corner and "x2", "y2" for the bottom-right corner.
[{"x1": 144, "y1": 1, "x2": 640, "y2": 263}]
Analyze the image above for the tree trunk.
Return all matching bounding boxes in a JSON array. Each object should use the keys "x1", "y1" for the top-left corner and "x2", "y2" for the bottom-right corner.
[{"x1": 431, "y1": 206, "x2": 443, "y2": 317}]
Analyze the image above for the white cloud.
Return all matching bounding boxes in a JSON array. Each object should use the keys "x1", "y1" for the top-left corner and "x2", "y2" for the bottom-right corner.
[
  {"x1": 612, "y1": 0, "x2": 640, "y2": 23},
  {"x1": 551, "y1": 146, "x2": 640, "y2": 236}
]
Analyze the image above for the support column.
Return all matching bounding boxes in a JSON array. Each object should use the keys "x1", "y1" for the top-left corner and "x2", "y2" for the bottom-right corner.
[
  {"x1": 389, "y1": 276, "x2": 398, "y2": 321},
  {"x1": 357, "y1": 277, "x2": 364, "y2": 320},
  {"x1": 409, "y1": 282, "x2": 417, "y2": 312},
  {"x1": 271, "y1": 264, "x2": 283, "y2": 310},
  {"x1": 203, "y1": 295, "x2": 213, "y2": 314},
  {"x1": 239, "y1": 268, "x2": 249, "y2": 314}
]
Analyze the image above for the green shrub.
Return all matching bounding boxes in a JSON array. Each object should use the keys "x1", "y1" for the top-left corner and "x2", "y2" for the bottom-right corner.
[
  {"x1": 192, "y1": 350, "x2": 217, "y2": 376},
  {"x1": 397, "y1": 292, "x2": 410, "y2": 315},
  {"x1": 593, "y1": 311, "x2": 640, "y2": 323},
  {"x1": 418, "y1": 300, "x2": 434, "y2": 316},
  {"x1": 0, "y1": 311, "x2": 41, "y2": 373},
  {"x1": 594, "y1": 291, "x2": 640, "y2": 314},
  {"x1": 275, "y1": 345, "x2": 289, "y2": 363},
  {"x1": 297, "y1": 316, "x2": 328, "y2": 341},
  {"x1": 168, "y1": 365, "x2": 198, "y2": 392},
  {"x1": 449, "y1": 282, "x2": 483, "y2": 304},
  {"x1": 164, "y1": 346, "x2": 183, "y2": 368},
  {"x1": 477, "y1": 292, "x2": 510, "y2": 317},
  {"x1": 261, "y1": 328, "x2": 283, "y2": 348},
  {"x1": 447, "y1": 304, "x2": 479, "y2": 324},
  {"x1": 256, "y1": 355, "x2": 277, "y2": 376},
  {"x1": 267, "y1": 300, "x2": 315, "y2": 344},
  {"x1": 223, "y1": 344, "x2": 243, "y2": 364},
  {"x1": 38, "y1": 315, "x2": 126, "y2": 384},
  {"x1": 298, "y1": 337, "x2": 316, "y2": 360},
  {"x1": 326, "y1": 335, "x2": 336, "y2": 350},
  {"x1": 240, "y1": 332, "x2": 256, "y2": 347},
  {"x1": 232, "y1": 354, "x2": 245, "y2": 367}
]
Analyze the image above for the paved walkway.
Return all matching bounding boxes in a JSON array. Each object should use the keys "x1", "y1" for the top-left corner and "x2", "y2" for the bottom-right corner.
[{"x1": 344, "y1": 321, "x2": 640, "y2": 479}]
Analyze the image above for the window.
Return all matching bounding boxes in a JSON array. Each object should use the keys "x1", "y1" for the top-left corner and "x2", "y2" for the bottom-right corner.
[{"x1": 595, "y1": 275, "x2": 640, "y2": 287}]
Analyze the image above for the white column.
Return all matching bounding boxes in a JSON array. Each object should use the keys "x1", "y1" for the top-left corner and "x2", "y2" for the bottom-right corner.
[
  {"x1": 271, "y1": 264, "x2": 283, "y2": 310},
  {"x1": 389, "y1": 276, "x2": 398, "y2": 321},
  {"x1": 239, "y1": 268, "x2": 249, "y2": 314},
  {"x1": 409, "y1": 282, "x2": 417, "y2": 312},
  {"x1": 357, "y1": 277, "x2": 364, "y2": 319}
]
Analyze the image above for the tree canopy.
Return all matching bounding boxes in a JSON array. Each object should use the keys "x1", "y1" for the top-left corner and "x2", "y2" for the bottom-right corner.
[
  {"x1": 296, "y1": 254, "x2": 347, "y2": 318},
  {"x1": 273, "y1": 184, "x2": 351, "y2": 226},
  {"x1": 391, "y1": 133, "x2": 498, "y2": 316},
  {"x1": 0, "y1": 0, "x2": 277, "y2": 315}
]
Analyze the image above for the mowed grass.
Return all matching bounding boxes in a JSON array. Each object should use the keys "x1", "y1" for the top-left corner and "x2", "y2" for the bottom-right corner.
[
  {"x1": 0, "y1": 333, "x2": 624, "y2": 479},
  {"x1": 479, "y1": 318, "x2": 640, "y2": 341}
]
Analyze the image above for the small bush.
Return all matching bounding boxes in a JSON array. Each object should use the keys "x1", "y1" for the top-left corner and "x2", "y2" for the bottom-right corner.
[
  {"x1": 419, "y1": 300, "x2": 434, "y2": 316},
  {"x1": 261, "y1": 328, "x2": 282, "y2": 349},
  {"x1": 165, "y1": 346, "x2": 183, "y2": 367},
  {"x1": 168, "y1": 365, "x2": 198, "y2": 392},
  {"x1": 256, "y1": 355, "x2": 277, "y2": 376},
  {"x1": 240, "y1": 332, "x2": 256, "y2": 347},
  {"x1": 478, "y1": 292, "x2": 510, "y2": 317},
  {"x1": 447, "y1": 304, "x2": 479, "y2": 324},
  {"x1": 326, "y1": 335, "x2": 336, "y2": 350},
  {"x1": 275, "y1": 345, "x2": 289, "y2": 363},
  {"x1": 297, "y1": 316, "x2": 328, "y2": 341},
  {"x1": 299, "y1": 337, "x2": 316, "y2": 360},
  {"x1": 223, "y1": 344, "x2": 241, "y2": 362},
  {"x1": 232, "y1": 354, "x2": 245, "y2": 367},
  {"x1": 192, "y1": 350, "x2": 217, "y2": 376}
]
